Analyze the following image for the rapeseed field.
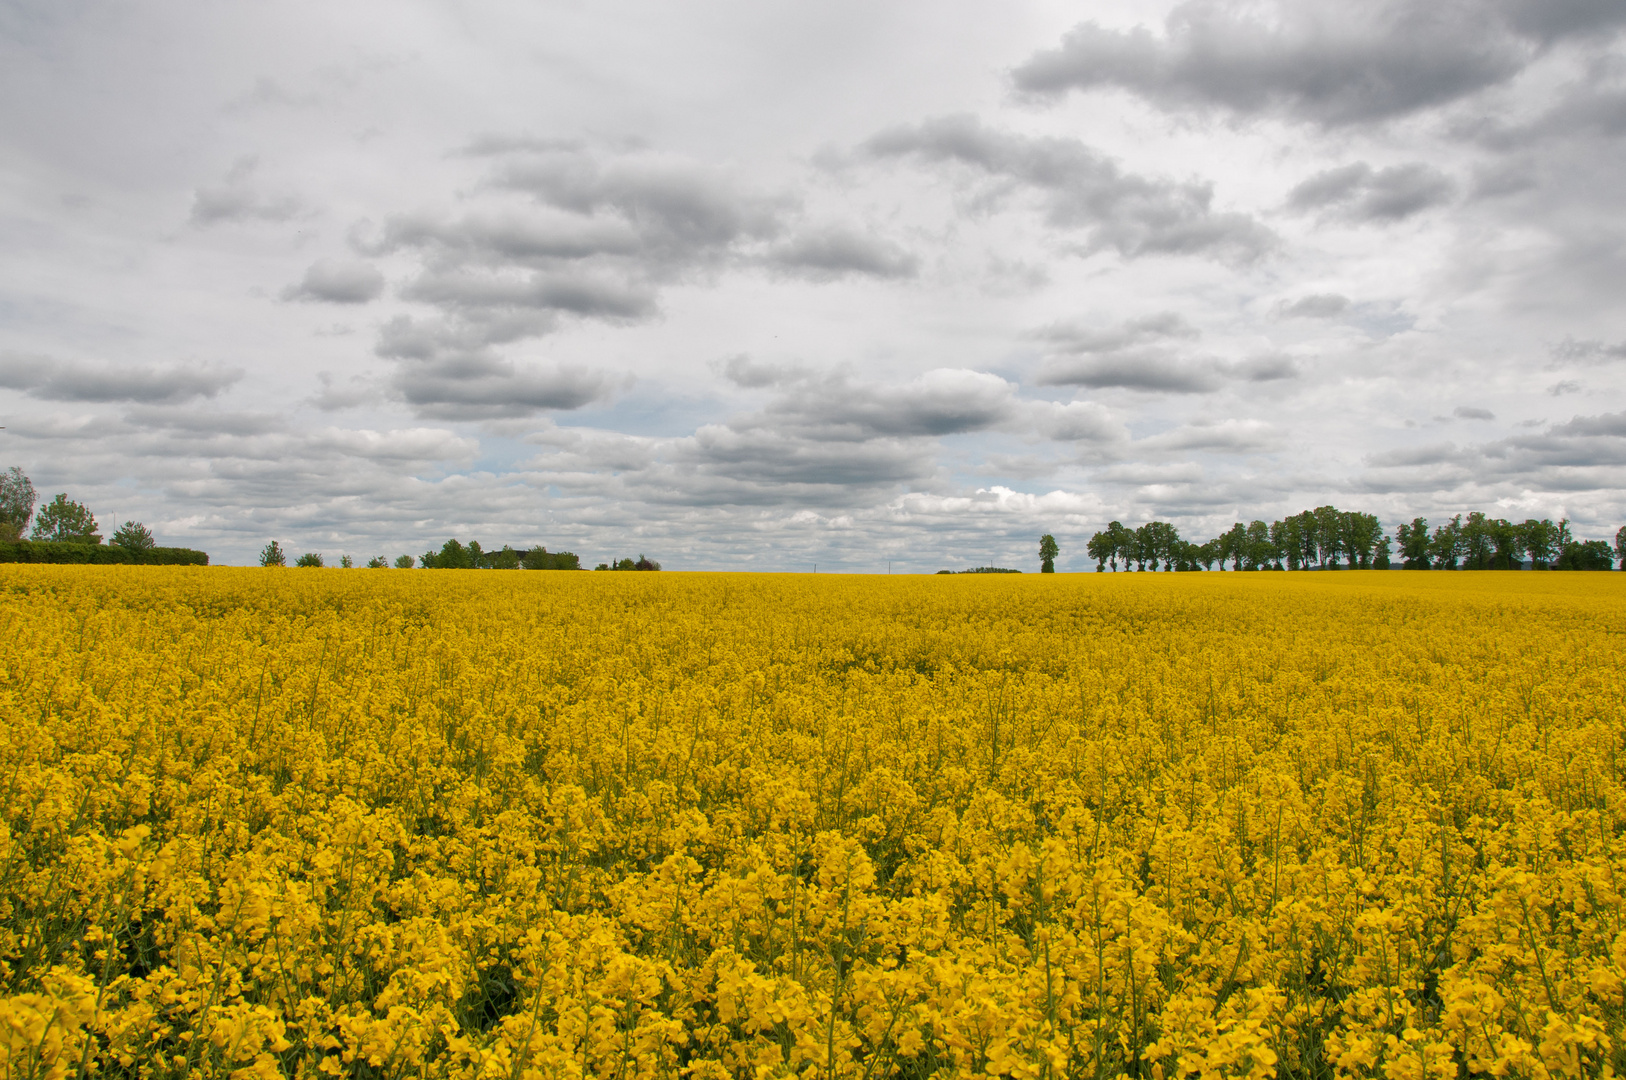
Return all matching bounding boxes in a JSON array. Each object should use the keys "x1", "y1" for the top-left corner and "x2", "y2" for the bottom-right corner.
[{"x1": 0, "y1": 567, "x2": 1621, "y2": 1080}]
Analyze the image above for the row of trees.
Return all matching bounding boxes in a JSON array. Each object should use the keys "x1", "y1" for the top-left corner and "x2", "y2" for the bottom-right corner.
[
  {"x1": 1, "y1": 467, "x2": 159, "y2": 550},
  {"x1": 1078, "y1": 508, "x2": 1625, "y2": 572},
  {"x1": 260, "y1": 538, "x2": 586, "y2": 570}
]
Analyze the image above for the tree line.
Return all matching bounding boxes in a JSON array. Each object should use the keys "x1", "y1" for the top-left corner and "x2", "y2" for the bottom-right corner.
[
  {"x1": 1078, "y1": 507, "x2": 1625, "y2": 572},
  {"x1": 0, "y1": 467, "x2": 206, "y2": 564}
]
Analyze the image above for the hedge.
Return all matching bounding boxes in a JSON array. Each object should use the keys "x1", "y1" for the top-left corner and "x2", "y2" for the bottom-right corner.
[{"x1": 0, "y1": 541, "x2": 209, "y2": 566}]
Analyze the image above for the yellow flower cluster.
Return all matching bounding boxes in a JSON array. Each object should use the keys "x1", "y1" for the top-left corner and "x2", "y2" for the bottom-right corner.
[{"x1": 0, "y1": 566, "x2": 1621, "y2": 1079}]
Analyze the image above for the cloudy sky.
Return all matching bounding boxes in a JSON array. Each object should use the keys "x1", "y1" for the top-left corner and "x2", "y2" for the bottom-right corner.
[{"x1": 3, "y1": 0, "x2": 1624, "y2": 569}]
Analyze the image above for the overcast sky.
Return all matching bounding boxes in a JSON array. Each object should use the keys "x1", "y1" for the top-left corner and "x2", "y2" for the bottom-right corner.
[{"x1": 3, "y1": 0, "x2": 1624, "y2": 569}]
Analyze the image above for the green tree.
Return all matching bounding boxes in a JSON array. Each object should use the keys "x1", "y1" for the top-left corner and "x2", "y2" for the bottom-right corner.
[
  {"x1": 1107, "y1": 521, "x2": 1132, "y2": 571},
  {"x1": 1617, "y1": 526, "x2": 1626, "y2": 570},
  {"x1": 491, "y1": 545, "x2": 521, "y2": 570},
  {"x1": 1397, "y1": 518, "x2": 1430, "y2": 568},
  {"x1": 1520, "y1": 519, "x2": 1558, "y2": 569},
  {"x1": 1038, "y1": 533, "x2": 1059, "y2": 573},
  {"x1": 1430, "y1": 515, "x2": 1463, "y2": 569},
  {"x1": 1374, "y1": 535, "x2": 1393, "y2": 569},
  {"x1": 294, "y1": 552, "x2": 324, "y2": 568},
  {"x1": 259, "y1": 540, "x2": 287, "y2": 567},
  {"x1": 1271, "y1": 517, "x2": 1301, "y2": 570},
  {"x1": 338, "y1": 555, "x2": 353, "y2": 568},
  {"x1": 0, "y1": 467, "x2": 36, "y2": 541},
  {"x1": 1085, "y1": 530, "x2": 1108, "y2": 572},
  {"x1": 1557, "y1": 539, "x2": 1614, "y2": 570},
  {"x1": 1489, "y1": 519, "x2": 1524, "y2": 570},
  {"x1": 394, "y1": 554, "x2": 414, "y2": 569},
  {"x1": 1459, "y1": 512, "x2": 1493, "y2": 570},
  {"x1": 424, "y1": 538, "x2": 473, "y2": 569},
  {"x1": 110, "y1": 521, "x2": 156, "y2": 551},
  {"x1": 1342, "y1": 512, "x2": 1382, "y2": 568},
  {"x1": 366, "y1": 556, "x2": 389, "y2": 568},
  {"x1": 1243, "y1": 520, "x2": 1273, "y2": 570},
  {"x1": 1311, "y1": 506, "x2": 1343, "y2": 568},
  {"x1": 31, "y1": 494, "x2": 100, "y2": 543},
  {"x1": 1222, "y1": 522, "x2": 1247, "y2": 570}
]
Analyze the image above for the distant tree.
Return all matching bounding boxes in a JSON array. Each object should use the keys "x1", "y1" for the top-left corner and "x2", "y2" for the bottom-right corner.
[
  {"x1": 1430, "y1": 515, "x2": 1463, "y2": 569},
  {"x1": 1520, "y1": 519, "x2": 1558, "y2": 569},
  {"x1": 1243, "y1": 520, "x2": 1272, "y2": 570},
  {"x1": 395, "y1": 554, "x2": 414, "y2": 569},
  {"x1": 0, "y1": 467, "x2": 36, "y2": 541},
  {"x1": 1617, "y1": 526, "x2": 1626, "y2": 570},
  {"x1": 1489, "y1": 519, "x2": 1524, "y2": 570},
  {"x1": 294, "y1": 552, "x2": 324, "y2": 568},
  {"x1": 1197, "y1": 539, "x2": 1219, "y2": 571},
  {"x1": 1374, "y1": 535, "x2": 1393, "y2": 570},
  {"x1": 491, "y1": 545, "x2": 521, "y2": 570},
  {"x1": 1271, "y1": 517, "x2": 1300, "y2": 570},
  {"x1": 634, "y1": 555, "x2": 661, "y2": 571},
  {"x1": 30, "y1": 494, "x2": 101, "y2": 543},
  {"x1": 1223, "y1": 523, "x2": 1248, "y2": 571},
  {"x1": 338, "y1": 555, "x2": 354, "y2": 568},
  {"x1": 110, "y1": 521, "x2": 156, "y2": 551},
  {"x1": 1311, "y1": 506, "x2": 1343, "y2": 568},
  {"x1": 1459, "y1": 512, "x2": 1493, "y2": 570},
  {"x1": 1039, "y1": 533, "x2": 1059, "y2": 573},
  {"x1": 1397, "y1": 518, "x2": 1431, "y2": 569},
  {"x1": 595, "y1": 562, "x2": 611, "y2": 571},
  {"x1": 1293, "y1": 510, "x2": 1319, "y2": 570},
  {"x1": 31, "y1": 494, "x2": 101, "y2": 543},
  {"x1": 1085, "y1": 530, "x2": 1108, "y2": 572},
  {"x1": 1557, "y1": 538, "x2": 1614, "y2": 570},
  {"x1": 424, "y1": 538, "x2": 473, "y2": 569},
  {"x1": 259, "y1": 540, "x2": 287, "y2": 567},
  {"x1": 1107, "y1": 521, "x2": 1132, "y2": 571},
  {"x1": 366, "y1": 556, "x2": 388, "y2": 568},
  {"x1": 1342, "y1": 512, "x2": 1382, "y2": 568},
  {"x1": 523, "y1": 546, "x2": 581, "y2": 570}
]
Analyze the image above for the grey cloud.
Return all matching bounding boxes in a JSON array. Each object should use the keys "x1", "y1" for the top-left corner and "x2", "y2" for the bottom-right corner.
[
  {"x1": 1026, "y1": 400, "x2": 1129, "y2": 442},
  {"x1": 678, "y1": 426, "x2": 931, "y2": 490},
  {"x1": 1032, "y1": 311, "x2": 1199, "y2": 353},
  {"x1": 1138, "y1": 419, "x2": 1280, "y2": 453},
  {"x1": 122, "y1": 406, "x2": 284, "y2": 437},
  {"x1": 1030, "y1": 314, "x2": 1297, "y2": 392},
  {"x1": 400, "y1": 270, "x2": 656, "y2": 320},
  {"x1": 282, "y1": 259, "x2": 385, "y2": 304},
  {"x1": 1551, "y1": 410, "x2": 1626, "y2": 436},
  {"x1": 375, "y1": 315, "x2": 614, "y2": 420},
  {"x1": 0, "y1": 353, "x2": 242, "y2": 403},
  {"x1": 1548, "y1": 380, "x2": 1582, "y2": 395},
  {"x1": 760, "y1": 368, "x2": 1018, "y2": 439},
  {"x1": 767, "y1": 227, "x2": 919, "y2": 281},
  {"x1": 865, "y1": 116, "x2": 1275, "y2": 262},
  {"x1": 1277, "y1": 293, "x2": 1351, "y2": 318},
  {"x1": 308, "y1": 372, "x2": 382, "y2": 412},
  {"x1": 1551, "y1": 337, "x2": 1626, "y2": 365},
  {"x1": 491, "y1": 147, "x2": 784, "y2": 262},
  {"x1": 362, "y1": 209, "x2": 641, "y2": 263},
  {"x1": 393, "y1": 361, "x2": 612, "y2": 421},
  {"x1": 1010, "y1": 1, "x2": 1556, "y2": 127},
  {"x1": 190, "y1": 157, "x2": 302, "y2": 225},
  {"x1": 1288, "y1": 162, "x2": 1456, "y2": 220},
  {"x1": 1233, "y1": 354, "x2": 1299, "y2": 381},
  {"x1": 1366, "y1": 442, "x2": 1466, "y2": 467},
  {"x1": 1039, "y1": 352, "x2": 1225, "y2": 393},
  {"x1": 716, "y1": 355, "x2": 810, "y2": 389},
  {"x1": 1454, "y1": 405, "x2": 1497, "y2": 420}
]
